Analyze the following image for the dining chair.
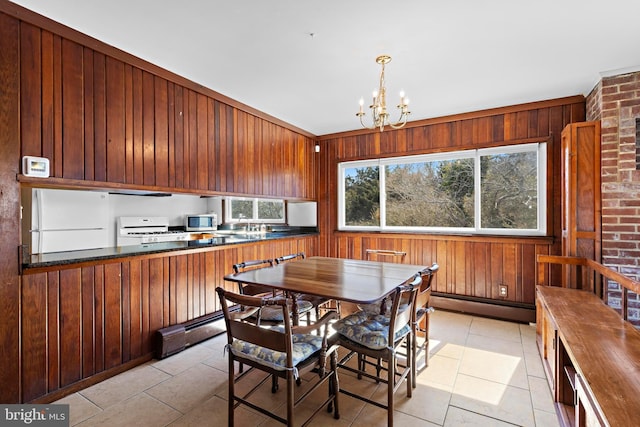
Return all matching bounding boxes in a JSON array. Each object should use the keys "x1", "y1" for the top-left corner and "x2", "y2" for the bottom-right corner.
[
  {"x1": 275, "y1": 252, "x2": 341, "y2": 320},
  {"x1": 333, "y1": 273, "x2": 422, "y2": 427},
  {"x1": 361, "y1": 249, "x2": 407, "y2": 314},
  {"x1": 411, "y1": 263, "x2": 438, "y2": 387},
  {"x1": 216, "y1": 287, "x2": 340, "y2": 426},
  {"x1": 232, "y1": 258, "x2": 314, "y2": 326}
]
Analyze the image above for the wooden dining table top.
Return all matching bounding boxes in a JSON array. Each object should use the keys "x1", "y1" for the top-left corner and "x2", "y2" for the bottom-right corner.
[{"x1": 224, "y1": 256, "x2": 427, "y2": 304}]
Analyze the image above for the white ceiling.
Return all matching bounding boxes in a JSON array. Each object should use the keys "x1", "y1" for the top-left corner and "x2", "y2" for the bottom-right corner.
[{"x1": 10, "y1": 0, "x2": 640, "y2": 136}]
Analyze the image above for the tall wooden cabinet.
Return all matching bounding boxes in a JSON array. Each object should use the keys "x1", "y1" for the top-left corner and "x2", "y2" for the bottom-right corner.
[{"x1": 560, "y1": 121, "x2": 601, "y2": 291}]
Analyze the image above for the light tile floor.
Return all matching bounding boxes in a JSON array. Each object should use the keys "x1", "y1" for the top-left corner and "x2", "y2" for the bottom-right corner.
[{"x1": 55, "y1": 310, "x2": 560, "y2": 426}]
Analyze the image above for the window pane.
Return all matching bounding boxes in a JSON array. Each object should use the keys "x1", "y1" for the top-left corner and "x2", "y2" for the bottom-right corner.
[
  {"x1": 258, "y1": 200, "x2": 284, "y2": 220},
  {"x1": 385, "y1": 159, "x2": 474, "y2": 227},
  {"x1": 480, "y1": 151, "x2": 538, "y2": 229},
  {"x1": 231, "y1": 200, "x2": 253, "y2": 220},
  {"x1": 344, "y1": 166, "x2": 380, "y2": 226}
]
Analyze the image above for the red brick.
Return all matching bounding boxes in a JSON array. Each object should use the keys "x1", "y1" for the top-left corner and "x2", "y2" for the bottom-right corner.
[
  {"x1": 621, "y1": 216, "x2": 640, "y2": 225},
  {"x1": 605, "y1": 257, "x2": 639, "y2": 266},
  {"x1": 601, "y1": 224, "x2": 637, "y2": 233},
  {"x1": 620, "y1": 82, "x2": 640, "y2": 92},
  {"x1": 621, "y1": 170, "x2": 635, "y2": 182},
  {"x1": 605, "y1": 74, "x2": 637, "y2": 85},
  {"x1": 607, "y1": 240, "x2": 639, "y2": 249},
  {"x1": 620, "y1": 199, "x2": 640, "y2": 207},
  {"x1": 620, "y1": 141, "x2": 635, "y2": 149}
]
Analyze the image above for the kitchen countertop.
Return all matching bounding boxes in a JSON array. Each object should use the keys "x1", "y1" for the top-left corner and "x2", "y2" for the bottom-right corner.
[{"x1": 22, "y1": 230, "x2": 318, "y2": 270}]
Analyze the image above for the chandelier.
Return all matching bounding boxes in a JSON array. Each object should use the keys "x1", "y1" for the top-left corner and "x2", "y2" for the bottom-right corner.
[{"x1": 356, "y1": 55, "x2": 411, "y2": 132}]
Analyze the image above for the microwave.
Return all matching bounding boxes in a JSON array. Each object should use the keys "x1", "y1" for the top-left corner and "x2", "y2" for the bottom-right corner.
[{"x1": 185, "y1": 213, "x2": 218, "y2": 231}]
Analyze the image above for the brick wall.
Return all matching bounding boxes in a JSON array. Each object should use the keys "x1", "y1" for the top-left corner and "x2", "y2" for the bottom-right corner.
[{"x1": 587, "y1": 70, "x2": 640, "y2": 323}]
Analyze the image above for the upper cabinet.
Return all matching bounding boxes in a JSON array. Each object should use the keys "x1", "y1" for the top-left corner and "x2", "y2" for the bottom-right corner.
[{"x1": 17, "y1": 22, "x2": 317, "y2": 200}]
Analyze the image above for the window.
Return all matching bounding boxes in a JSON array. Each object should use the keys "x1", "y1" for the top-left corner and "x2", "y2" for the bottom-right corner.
[
  {"x1": 226, "y1": 197, "x2": 285, "y2": 223},
  {"x1": 338, "y1": 143, "x2": 547, "y2": 235}
]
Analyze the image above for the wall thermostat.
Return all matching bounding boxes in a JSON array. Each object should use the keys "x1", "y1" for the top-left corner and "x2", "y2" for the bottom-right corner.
[{"x1": 22, "y1": 156, "x2": 50, "y2": 178}]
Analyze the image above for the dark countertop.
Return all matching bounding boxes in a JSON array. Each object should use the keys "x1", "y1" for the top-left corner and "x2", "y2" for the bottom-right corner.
[{"x1": 22, "y1": 231, "x2": 318, "y2": 270}]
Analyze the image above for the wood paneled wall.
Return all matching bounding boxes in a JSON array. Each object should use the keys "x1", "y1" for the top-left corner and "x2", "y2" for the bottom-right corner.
[
  {"x1": 16, "y1": 20, "x2": 316, "y2": 199},
  {"x1": 0, "y1": 2, "x2": 320, "y2": 404},
  {"x1": 317, "y1": 97, "x2": 587, "y2": 307},
  {"x1": 0, "y1": 10, "x2": 21, "y2": 405},
  {"x1": 335, "y1": 233, "x2": 551, "y2": 305},
  {"x1": 20, "y1": 236, "x2": 317, "y2": 403}
]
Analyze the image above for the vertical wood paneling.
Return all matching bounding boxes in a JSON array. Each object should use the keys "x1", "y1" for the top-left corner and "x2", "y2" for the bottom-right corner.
[
  {"x1": 334, "y1": 235, "x2": 549, "y2": 305},
  {"x1": 142, "y1": 71, "x2": 155, "y2": 186},
  {"x1": 154, "y1": 77, "x2": 169, "y2": 187},
  {"x1": 124, "y1": 65, "x2": 134, "y2": 184},
  {"x1": 59, "y1": 269, "x2": 81, "y2": 387},
  {"x1": 103, "y1": 263, "x2": 122, "y2": 369},
  {"x1": 163, "y1": 258, "x2": 170, "y2": 326},
  {"x1": 17, "y1": 11, "x2": 316, "y2": 198},
  {"x1": 167, "y1": 82, "x2": 176, "y2": 188},
  {"x1": 52, "y1": 35, "x2": 63, "y2": 177},
  {"x1": 141, "y1": 260, "x2": 150, "y2": 353},
  {"x1": 121, "y1": 262, "x2": 131, "y2": 362},
  {"x1": 128, "y1": 260, "x2": 142, "y2": 358},
  {"x1": 175, "y1": 255, "x2": 188, "y2": 324},
  {"x1": 196, "y1": 93, "x2": 208, "y2": 190},
  {"x1": 21, "y1": 274, "x2": 48, "y2": 402},
  {"x1": 207, "y1": 98, "x2": 217, "y2": 190},
  {"x1": 47, "y1": 271, "x2": 60, "y2": 392},
  {"x1": 188, "y1": 90, "x2": 198, "y2": 189},
  {"x1": 81, "y1": 267, "x2": 95, "y2": 377},
  {"x1": 83, "y1": 48, "x2": 95, "y2": 181},
  {"x1": 1, "y1": 15, "x2": 23, "y2": 404},
  {"x1": 173, "y1": 85, "x2": 185, "y2": 188},
  {"x1": 181, "y1": 88, "x2": 191, "y2": 188},
  {"x1": 93, "y1": 53, "x2": 107, "y2": 182},
  {"x1": 93, "y1": 265, "x2": 105, "y2": 373},
  {"x1": 40, "y1": 31, "x2": 54, "y2": 166},
  {"x1": 105, "y1": 57, "x2": 125, "y2": 183},
  {"x1": 20, "y1": 22, "x2": 42, "y2": 158},
  {"x1": 148, "y1": 258, "x2": 164, "y2": 347},
  {"x1": 61, "y1": 39, "x2": 84, "y2": 179},
  {"x1": 131, "y1": 67, "x2": 144, "y2": 185}
]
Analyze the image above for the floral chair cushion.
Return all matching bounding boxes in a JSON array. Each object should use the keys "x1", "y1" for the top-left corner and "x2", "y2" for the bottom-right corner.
[
  {"x1": 258, "y1": 299, "x2": 314, "y2": 321},
  {"x1": 229, "y1": 330, "x2": 323, "y2": 373},
  {"x1": 333, "y1": 309, "x2": 411, "y2": 350}
]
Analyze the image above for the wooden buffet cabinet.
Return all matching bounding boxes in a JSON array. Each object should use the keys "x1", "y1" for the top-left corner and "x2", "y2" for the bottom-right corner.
[{"x1": 536, "y1": 257, "x2": 640, "y2": 427}]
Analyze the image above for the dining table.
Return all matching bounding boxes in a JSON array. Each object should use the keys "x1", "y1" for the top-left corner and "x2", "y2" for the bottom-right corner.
[{"x1": 223, "y1": 256, "x2": 427, "y2": 324}]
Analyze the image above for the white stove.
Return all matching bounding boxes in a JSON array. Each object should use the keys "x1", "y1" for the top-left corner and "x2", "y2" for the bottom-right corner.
[{"x1": 117, "y1": 216, "x2": 190, "y2": 246}]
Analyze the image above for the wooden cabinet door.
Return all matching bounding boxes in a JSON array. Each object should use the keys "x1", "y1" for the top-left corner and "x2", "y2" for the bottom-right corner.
[{"x1": 560, "y1": 121, "x2": 601, "y2": 291}]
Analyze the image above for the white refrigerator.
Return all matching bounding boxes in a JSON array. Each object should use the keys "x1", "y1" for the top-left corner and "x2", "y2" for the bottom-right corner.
[{"x1": 25, "y1": 188, "x2": 110, "y2": 253}]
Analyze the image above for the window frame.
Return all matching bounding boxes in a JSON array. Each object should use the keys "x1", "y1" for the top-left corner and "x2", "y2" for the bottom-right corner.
[
  {"x1": 337, "y1": 142, "x2": 547, "y2": 236},
  {"x1": 225, "y1": 197, "x2": 286, "y2": 224}
]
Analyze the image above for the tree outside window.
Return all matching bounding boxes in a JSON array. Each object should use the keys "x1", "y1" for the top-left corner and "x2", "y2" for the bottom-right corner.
[{"x1": 338, "y1": 143, "x2": 546, "y2": 235}]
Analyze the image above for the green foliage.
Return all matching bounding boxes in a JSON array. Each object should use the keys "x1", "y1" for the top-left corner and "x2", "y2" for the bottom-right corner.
[
  {"x1": 343, "y1": 148, "x2": 539, "y2": 231},
  {"x1": 345, "y1": 166, "x2": 379, "y2": 226}
]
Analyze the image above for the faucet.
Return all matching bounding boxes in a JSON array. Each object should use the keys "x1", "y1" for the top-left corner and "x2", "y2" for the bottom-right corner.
[{"x1": 238, "y1": 214, "x2": 251, "y2": 232}]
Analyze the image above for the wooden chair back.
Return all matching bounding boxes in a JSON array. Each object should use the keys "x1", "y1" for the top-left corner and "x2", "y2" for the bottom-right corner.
[
  {"x1": 232, "y1": 259, "x2": 275, "y2": 297},
  {"x1": 216, "y1": 287, "x2": 293, "y2": 364},
  {"x1": 275, "y1": 252, "x2": 305, "y2": 264}
]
